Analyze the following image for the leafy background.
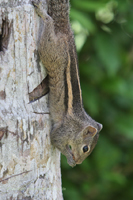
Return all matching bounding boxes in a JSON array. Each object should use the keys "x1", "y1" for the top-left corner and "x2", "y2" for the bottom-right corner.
[{"x1": 61, "y1": 0, "x2": 133, "y2": 199}]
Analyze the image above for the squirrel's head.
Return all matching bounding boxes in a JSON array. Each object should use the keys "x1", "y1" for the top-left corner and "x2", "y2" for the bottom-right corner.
[
  {"x1": 50, "y1": 114, "x2": 103, "y2": 167},
  {"x1": 66, "y1": 122, "x2": 102, "y2": 167}
]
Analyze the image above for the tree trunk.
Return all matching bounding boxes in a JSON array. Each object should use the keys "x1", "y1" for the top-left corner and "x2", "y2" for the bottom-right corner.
[{"x1": 0, "y1": 0, "x2": 63, "y2": 199}]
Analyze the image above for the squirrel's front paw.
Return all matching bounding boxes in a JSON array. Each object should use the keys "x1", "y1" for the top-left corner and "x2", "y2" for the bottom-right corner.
[
  {"x1": 32, "y1": 0, "x2": 42, "y2": 8},
  {"x1": 67, "y1": 159, "x2": 76, "y2": 168},
  {"x1": 32, "y1": 0, "x2": 48, "y2": 19},
  {"x1": 67, "y1": 155, "x2": 76, "y2": 167}
]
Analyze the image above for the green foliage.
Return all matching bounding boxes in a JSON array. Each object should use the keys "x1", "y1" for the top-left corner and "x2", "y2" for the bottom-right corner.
[{"x1": 61, "y1": 0, "x2": 133, "y2": 199}]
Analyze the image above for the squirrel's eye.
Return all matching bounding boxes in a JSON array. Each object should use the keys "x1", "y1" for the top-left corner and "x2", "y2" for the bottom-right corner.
[{"x1": 83, "y1": 145, "x2": 89, "y2": 153}]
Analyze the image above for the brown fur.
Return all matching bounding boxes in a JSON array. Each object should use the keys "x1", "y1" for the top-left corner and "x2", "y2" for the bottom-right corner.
[{"x1": 32, "y1": 0, "x2": 103, "y2": 167}]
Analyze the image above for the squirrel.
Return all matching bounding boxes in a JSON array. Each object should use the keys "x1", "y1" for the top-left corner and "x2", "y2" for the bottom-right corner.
[{"x1": 31, "y1": 0, "x2": 103, "y2": 167}]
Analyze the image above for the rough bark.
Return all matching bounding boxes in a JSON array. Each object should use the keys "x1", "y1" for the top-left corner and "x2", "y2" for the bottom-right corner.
[{"x1": 0, "y1": 0, "x2": 63, "y2": 199}]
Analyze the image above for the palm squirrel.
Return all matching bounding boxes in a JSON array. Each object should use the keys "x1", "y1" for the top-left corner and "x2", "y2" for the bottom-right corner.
[{"x1": 31, "y1": 0, "x2": 103, "y2": 167}]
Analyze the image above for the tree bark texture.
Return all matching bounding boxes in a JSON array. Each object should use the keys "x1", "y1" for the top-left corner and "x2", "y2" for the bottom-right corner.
[{"x1": 0, "y1": 0, "x2": 63, "y2": 199}]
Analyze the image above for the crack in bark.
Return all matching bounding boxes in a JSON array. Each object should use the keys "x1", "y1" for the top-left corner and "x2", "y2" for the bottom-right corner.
[
  {"x1": 33, "y1": 112, "x2": 50, "y2": 115},
  {"x1": 8, "y1": 130, "x2": 17, "y2": 136},
  {"x1": 0, "y1": 170, "x2": 32, "y2": 183},
  {"x1": 0, "y1": 126, "x2": 8, "y2": 140}
]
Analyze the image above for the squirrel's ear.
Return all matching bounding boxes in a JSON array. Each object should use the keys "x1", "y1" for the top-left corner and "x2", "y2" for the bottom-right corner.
[
  {"x1": 97, "y1": 123, "x2": 103, "y2": 132},
  {"x1": 83, "y1": 126, "x2": 97, "y2": 137}
]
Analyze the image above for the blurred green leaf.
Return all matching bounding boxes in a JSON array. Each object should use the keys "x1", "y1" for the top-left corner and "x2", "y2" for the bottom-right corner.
[
  {"x1": 94, "y1": 33, "x2": 120, "y2": 76},
  {"x1": 115, "y1": 114, "x2": 133, "y2": 140},
  {"x1": 96, "y1": 7, "x2": 114, "y2": 24},
  {"x1": 70, "y1": 8, "x2": 96, "y2": 33},
  {"x1": 81, "y1": 83, "x2": 100, "y2": 115},
  {"x1": 94, "y1": 137, "x2": 122, "y2": 172},
  {"x1": 101, "y1": 77, "x2": 127, "y2": 95},
  {"x1": 104, "y1": 172, "x2": 127, "y2": 185},
  {"x1": 72, "y1": 0, "x2": 105, "y2": 12},
  {"x1": 96, "y1": 1, "x2": 118, "y2": 23}
]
